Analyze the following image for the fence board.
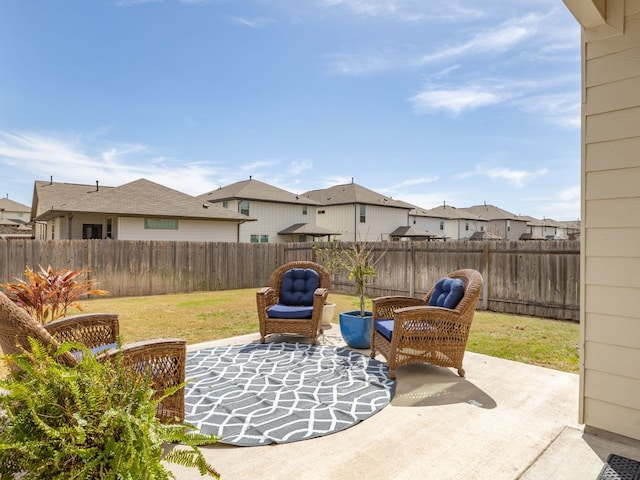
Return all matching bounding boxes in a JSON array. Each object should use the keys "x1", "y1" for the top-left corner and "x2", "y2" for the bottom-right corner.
[{"x1": 0, "y1": 239, "x2": 580, "y2": 321}]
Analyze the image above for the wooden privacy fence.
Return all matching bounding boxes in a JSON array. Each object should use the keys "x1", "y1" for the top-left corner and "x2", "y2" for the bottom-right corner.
[{"x1": 0, "y1": 239, "x2": 580, "y2": 321}]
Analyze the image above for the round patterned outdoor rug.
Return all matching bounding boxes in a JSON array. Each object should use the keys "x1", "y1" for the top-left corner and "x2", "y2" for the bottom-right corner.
[{"x1": 184, "y1": 342, "x2": 396, "y2": 446}]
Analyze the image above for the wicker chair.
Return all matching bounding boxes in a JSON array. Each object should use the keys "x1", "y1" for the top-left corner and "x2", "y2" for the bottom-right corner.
[
  {"x1": 257, "y1": 261, "x2": 330, "y2": 345},
  {"x1": 0, "y1": 291, "x2": 186, "y2": 424},
  {"x1": 370, "y1": 269, "x2": 483, "y2": 379}
]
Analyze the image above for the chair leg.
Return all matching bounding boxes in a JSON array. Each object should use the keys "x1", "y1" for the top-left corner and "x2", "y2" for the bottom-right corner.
[
  {"x1": 457, "y1": 367, "x2": 465, "y2": 377},
  {"x1": 260, "y1": 335, "x2": 266, "y2": 343},
  {"x1": 388, "y1": 368, "x2": 396, "y2": 379}
]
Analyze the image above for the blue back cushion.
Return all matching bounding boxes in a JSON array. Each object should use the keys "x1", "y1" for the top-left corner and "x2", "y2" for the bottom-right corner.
[
  {"x1": 427, "y1": 277, "x2": 465, "y2": 309},
  {"x1": 279, "y1": 268, "x2": 320, "y2": 306}
]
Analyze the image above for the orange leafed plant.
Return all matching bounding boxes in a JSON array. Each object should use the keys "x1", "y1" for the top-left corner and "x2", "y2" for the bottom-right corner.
[{"x1": 0, "y1": 265, "x2": 108, "y2": 324}]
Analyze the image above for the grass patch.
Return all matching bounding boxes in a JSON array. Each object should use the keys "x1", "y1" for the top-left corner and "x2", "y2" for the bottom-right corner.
[
  {"x1": 467, "y1": 311, "x2": 579, "y2": 373},
  {"x1": 2, "y1": 289, "x2": 580, "y2": 375}
]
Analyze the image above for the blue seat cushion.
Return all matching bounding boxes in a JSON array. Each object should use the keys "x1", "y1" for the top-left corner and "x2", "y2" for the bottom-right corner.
[
  {"x1": 279, "y1": 268, "x2": 320, "y2": 306},
  {"x1": 427, "y1": 277, "x2": 465, "y2": 309},
  {"x1": 71, "y1": 342, "x2": 118, "y2": 361},
  {"x1": 267, "y1": 304, "x2": 314, "y2": 319},
  {"x1": 374, "y1": 319, "x2": 395, "y2": 341}
]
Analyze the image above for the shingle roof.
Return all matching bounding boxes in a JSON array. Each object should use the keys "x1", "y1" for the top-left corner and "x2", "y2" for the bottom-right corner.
[
  {"x1": 0, "y1": 198, "x2": 31, "y2": 212},
  {"x1": 461, "y1": 204, "x2": 523, "y2": 221},
  {"x1": 389, "y1": 226, "x2": 441, "y2": 238},
  {"x1": 518, "y1": 215, "x2": 566, "y2": 228},
  {"x1": 302, "y1": 182, "x2": 414, "y2": 209},
  {"x1": 198, "y1": 178, "x2": 322, "y2": 206},
  {"x1": 277, "y1": 223, "x2": 342, "y2": 237},
  {"x1": 410, "y1": 205, "x2": 484, "y2": 220},
  {"x1": 33, "y1": 178, "x2": 252, "y2": 222}
]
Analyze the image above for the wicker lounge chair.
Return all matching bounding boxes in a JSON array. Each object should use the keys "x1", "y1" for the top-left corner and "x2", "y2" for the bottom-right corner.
[
  {"x1": 371, "y1": 268, "x2": 483, "y2": 379},
  {"x1": 0, "y1": 291, "x2": 186, "y2": 424},
  {"x1": 257, "y1": 260, "x2": 330, "y2": 345}
]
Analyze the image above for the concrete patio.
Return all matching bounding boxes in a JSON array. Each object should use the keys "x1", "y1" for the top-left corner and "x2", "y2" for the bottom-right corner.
[{"x1": 169, "y1": 329, "x2": 640, "y2": 480}]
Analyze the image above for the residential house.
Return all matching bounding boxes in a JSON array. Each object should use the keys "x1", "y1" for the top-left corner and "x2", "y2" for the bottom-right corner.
[
  {"x1": 0, "y1": 197, "x2": 32, "y2": 238},
  {"x1": 563, "y1": 0, "x2": 640, "y2": 444},
  {"x1": 461, "y1": 204, "x2": 528, "y2": 241},
  {"x1": 198, "y1": 177, "x2": 338, "y2": 243},
  {"x1": 410, "y1": 204, "x2": 488, "y2": 241},
  {"x1": 561, "y1": 220, "x2": 581, "y2": 240},
  {"x1": 519, "y1": 216, "x2": 569, "y2": 240},
  {"x1": 302, "y1": 181, "x2": 414, "y2": 242},
  {"x1": 31, "y1": 178, "x2": 251, "y2": 241}
]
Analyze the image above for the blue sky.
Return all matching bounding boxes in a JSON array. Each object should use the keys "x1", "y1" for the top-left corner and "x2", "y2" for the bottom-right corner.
[{"x1": 0, "y1": 0, "x2": 581, "y2": 220}]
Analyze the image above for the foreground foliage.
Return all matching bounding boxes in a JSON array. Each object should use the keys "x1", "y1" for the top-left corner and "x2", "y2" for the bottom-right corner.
[
  {"x1": 0, "y1": 265, "x2": 108, "y2": 323},
  {"x1": 0, "y1": 339, "x2": 220, "y2": 479}
]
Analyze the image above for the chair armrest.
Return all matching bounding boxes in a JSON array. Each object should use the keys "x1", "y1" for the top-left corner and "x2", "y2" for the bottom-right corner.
[
  {"x1": 372, "y1": 296, "x2": 427, "y2": 319},
  {"x1": 98, "y1": 338, "x2": 187, "y2": 423},
  {"x1": 313, "y1": 287, "x2": 329, "y2": 302},
  {"x1": 256, "y1": 286, "x2": 278, "y2": 311},
  {"x1": 45, "y1": 313, "x2": 119, "y2": 348}
]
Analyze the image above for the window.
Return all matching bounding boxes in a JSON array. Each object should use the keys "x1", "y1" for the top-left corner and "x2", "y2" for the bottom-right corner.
[
  {"x1": 481, "y1": 226, "x2": 484, "y2": 232},
  {"x1": 507, "y1": 220, "x2": 511, "y2": 232},
  {"x1": 144, "y1": 218, "x2": 178, "y2": 230},
  {"x1": 260, "y1": 235, "x2": 269, "y2": 243},
  {"x1": 465, "y1": 222, "x2": 469, "y2": 231},
  {"x1": 298, "y1": 235, "x2": 306, "y2": 242},
  {"x1": 359, "y1": 205, "x2": 366, "y2": 223},
  {"x1": 250, "y1": 234, "x2": 259, "y2": 243},
  {"x1": 222, "y1": 201, "x2": 228, "y2": 208},
  {"x1": 302, "y1": 205, "x2": 308, "y2": 215},
  {"x1": 83, "y1": 224, "x2": 103, "y2": 239},
  {"x1": 106, "y1": 219, "x2": 113, "y2": 239},
  {"x1": 439, "y1": 220, "x2": 444, "y2": 231},
  {"x1": 239, "y1": 200, "x2": 249, "y2": 216}
]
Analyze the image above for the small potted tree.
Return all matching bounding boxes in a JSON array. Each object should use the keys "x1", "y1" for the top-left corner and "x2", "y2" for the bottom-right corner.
[{"x1": 315, "y1": 241, "x2": 384, "y2": 348}]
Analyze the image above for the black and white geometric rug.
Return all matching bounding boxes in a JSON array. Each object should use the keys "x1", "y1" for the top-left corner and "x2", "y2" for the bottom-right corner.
[{"x1": 184, "y1": 342, "x2": 395, "y2": 446}]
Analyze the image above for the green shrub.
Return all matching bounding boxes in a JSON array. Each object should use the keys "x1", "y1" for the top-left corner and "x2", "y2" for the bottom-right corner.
[{"x1": 0, "y1": 339, "x2": 220, "y2": 479}]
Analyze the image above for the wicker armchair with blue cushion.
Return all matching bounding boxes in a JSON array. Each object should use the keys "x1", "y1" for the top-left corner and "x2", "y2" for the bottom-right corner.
[
  {"x1": 257, "y1": 261, "x2": 330, "y2": 345},
  {"x1": 0, "y1": 291, "x2": 186, "y2": 424},
  {"x1": 371, "y1": 269, "x2": 483, "y2": 379}
]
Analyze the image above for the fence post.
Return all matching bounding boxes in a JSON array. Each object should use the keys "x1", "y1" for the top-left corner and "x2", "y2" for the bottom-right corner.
[
  {"x1": 408, "y1": 242, "x2": 415, "y2": 297},
  {"x1": 482, "y1": 242, "x2": 490, "y2": 309}
]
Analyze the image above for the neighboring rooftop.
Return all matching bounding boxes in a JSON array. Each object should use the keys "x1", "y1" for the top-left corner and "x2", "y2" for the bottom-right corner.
[
  {"x1": 302, "y1": 182, "x2": 414, "y2": 210},
  {"x1": 198, "y1": 177, "x2": 322, "y2": 206},
  {"x1": 33, "y1": 178, "x2": 252, "y2": 222}
]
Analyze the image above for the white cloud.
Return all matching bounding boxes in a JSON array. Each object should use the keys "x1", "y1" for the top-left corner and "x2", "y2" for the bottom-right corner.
[
  {"x1": 418, "y1": 13, "x2": 542, "y2": 64},
  {"x1": 531, "y1": 184, "x2": 581, "y2": 220},
  {"x1": 514, "y1": 92, "x2": 581, "y2": 129},
  {"x1": 290, "y1": 159, "x2": 313, "y2": 174},
  {"x1": 230, "y1": 16, "x2": 273, "y2": 28},
  {"x1": 324, "y1": 51, "x2": 397, "y2": 76},
  {"x1": 319, "y1": 0, "x2": 483, "y2": 22},
  {"x1": 115, "y1": 0, "x2": 162, "y2": 6},
  {"x1": 458, "y1": 165, "x2": 549, "y2": 188},
  {"x1": 410, "y1": 88, "x2": 502, "y2": 114},
  {"x1": 241, "y1": 160, "x2": 280, "y2": 173},
  {"x1": 0, "y1": 130, "x2": 222, "y2": 197}
]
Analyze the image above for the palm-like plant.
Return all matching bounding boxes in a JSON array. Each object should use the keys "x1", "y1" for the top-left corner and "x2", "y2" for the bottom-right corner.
[
  {"x1": 0, "y1": 265, "x2": 108, "y2": 323},
  {"x1": 315, "y1": 241, "x2": 384, "y2": 316}
]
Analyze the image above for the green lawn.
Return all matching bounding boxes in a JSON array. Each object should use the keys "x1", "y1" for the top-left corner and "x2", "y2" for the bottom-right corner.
[{"x1": 73, "y1": 289, "x2": 579, "y2": 373}]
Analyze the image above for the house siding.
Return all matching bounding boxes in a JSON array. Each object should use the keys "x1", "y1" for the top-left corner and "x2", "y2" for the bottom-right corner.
[
  {"x1": 578, "y1": 0, "x2": 640, "y2": 440},
  {"x1": 317, "y1": 204, "x2": 409, "y2": 242},
  {"x1": 117, "y1": 217, "x2": 237, "y2": 242},
  {"x1": 236, "y1": 201, "x2": 312, "y2": 243}
]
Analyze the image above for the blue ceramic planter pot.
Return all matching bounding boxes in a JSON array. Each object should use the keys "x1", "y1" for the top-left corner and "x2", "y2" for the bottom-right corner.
[{"x1": 339, "y1": 310, "x2": 373, "y2": 349}]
